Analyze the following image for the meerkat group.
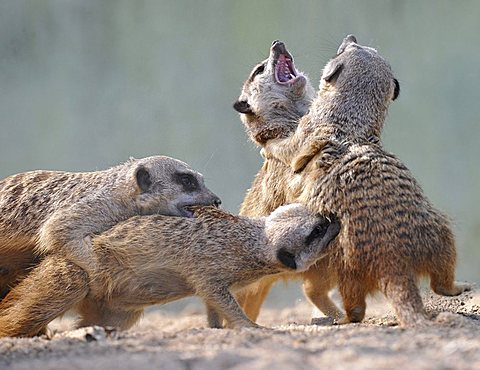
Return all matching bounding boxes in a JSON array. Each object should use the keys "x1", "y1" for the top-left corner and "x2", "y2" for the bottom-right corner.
[
  {"x1": 0, "y1": 34, "x2": 469, "y2": 337},
  {"x1": 0, "y1": 155, "x2": 337, "y2": 336},
  {"x1": 233, "y1": 40, "x2": 343, "y2": 321},
  {"x1": 0, "y1": 156, "x2": 222, "y2": 335},
  {"x1": 234, "y1": 35, "x2": 469, "y2": 327},
  {"x1": 0, "y1": 203, "x2": 339, "y2": 336}
]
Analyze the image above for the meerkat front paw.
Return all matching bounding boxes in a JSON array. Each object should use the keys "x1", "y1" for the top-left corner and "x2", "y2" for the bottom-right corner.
[{"x1": 260, "y1": 139, "x2": 281, "y2": 160}]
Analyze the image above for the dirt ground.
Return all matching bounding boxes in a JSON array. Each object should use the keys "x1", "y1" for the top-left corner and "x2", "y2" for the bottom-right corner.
[{"x1": 0, "y1": 287, "x2": 479, "y2": 370}]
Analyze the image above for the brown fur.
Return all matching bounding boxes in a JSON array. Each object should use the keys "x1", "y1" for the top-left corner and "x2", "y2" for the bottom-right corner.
[
  {"x1": 0, "y1": 155, "x2": 220, "y2": 300},
  {"x1": 0, "y1": 204, "x2": 340, "y2": 336},
  {"x1": 233, "y1": 40, "x2": 343, "y2": 321},
  {"x1": 264, "y1": 35, "x2": 470, "y2": 327}
]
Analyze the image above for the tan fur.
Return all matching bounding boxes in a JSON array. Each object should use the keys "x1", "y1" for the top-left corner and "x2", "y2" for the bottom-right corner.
[
  {"x1": 0, "y1": 204, "x2": 340, "y2": 336},
  {"x1": 0, "y1": 156, "x2": 220, "y2": 301},
  {"x1": 264, "y1": 35, "x2": 470, "y2": 327},
  {"x1": 233, "y1": 40, "x2": 343, "y2": 321}
]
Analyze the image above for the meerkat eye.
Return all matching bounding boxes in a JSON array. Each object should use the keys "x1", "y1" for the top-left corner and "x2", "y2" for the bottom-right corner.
[
  {"x1": 251, "y1": 63, "x2": 266, "y2": 79},
  {"x1": 174, "y1": 173, "x2": 199, "y2": 192},
  {"x1": 305, "y1": 222, "x2": 329, "y2": 245}
]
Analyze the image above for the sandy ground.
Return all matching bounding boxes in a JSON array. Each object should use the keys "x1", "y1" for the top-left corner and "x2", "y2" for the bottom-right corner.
[{"x1": 1, "y1": 287, "x2": 479, "y2": 370}]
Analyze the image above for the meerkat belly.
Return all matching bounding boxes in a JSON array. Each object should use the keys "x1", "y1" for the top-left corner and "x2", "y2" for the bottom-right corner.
[{"x1": 103, "y1": 268, "x2": 196, "y2": 309}]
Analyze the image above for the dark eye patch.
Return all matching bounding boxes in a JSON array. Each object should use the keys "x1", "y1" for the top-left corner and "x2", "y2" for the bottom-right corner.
[
  {"x1": 250, "y1": 63, "x2": 266, "y2": 80},
  {"x1": 305, "y1": 221, "x2": 329, "y2": 245},
  {"x1": 173, "y1": 172, "x2": 199, "y2": 192}
]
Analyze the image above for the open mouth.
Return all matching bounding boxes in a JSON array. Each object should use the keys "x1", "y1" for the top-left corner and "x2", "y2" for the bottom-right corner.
[
  {"x1": 178, "y1": 205, "x2": 195, "y2": 218},
  {"x1": 274, "y1": 53, "x2": 298, "y2": 85}
]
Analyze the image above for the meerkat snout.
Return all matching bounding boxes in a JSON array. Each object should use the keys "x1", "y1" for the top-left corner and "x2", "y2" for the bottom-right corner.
[
  {"x1": 271, "y1": 40, "x2": 287, "y2": 54},
  {"x1": 233, "y1": 99, "x2": 253, "y2": 114},
  {"x1": 337, "y1": 34, "x2": 358, "y2": 54},
  {"x1": 267, "y1": 204, "x2": 341, "y2": 272}
]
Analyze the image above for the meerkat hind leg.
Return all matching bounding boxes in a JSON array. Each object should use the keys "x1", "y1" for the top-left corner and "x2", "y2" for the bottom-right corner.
[
  {"x1": 205, "y1": 303, "x2": 223, "y2": 328},
  {"x1": 381, "y1": 274, "x2": 429, "y2": 327},
  {"x1": 337, "y1": 277, "x2": 367, "y2": 324},
  {"x1": 430, "y1": 270, "x2": 471, "y2": 296},
  {"x1": 235, "y1": 278, "x2": 275, "y2": 323},
  {"x1": 0, "y1": 255, "x2": 89, "y2": 337},
  {"x1": 431, "y1": 280, "x2": 471, "y2": 296},
  {"x1": 302, "y1": 266, "x2": 344, "y2": 321}
]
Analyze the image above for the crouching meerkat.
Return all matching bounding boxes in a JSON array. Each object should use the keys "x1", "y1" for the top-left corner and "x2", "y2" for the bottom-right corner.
[
  {"x1": 0, "y1": 204, "x2": 340, "y2": 336},
  {"x1": 232, "y1": 40, "x2": 343, "y2": 322},
  {"x1": 264, "y1": 35, "x2": 470, "y2": 327},
  {"x1": 0, "y1": 156, "x2": 221, "y2": 307}
]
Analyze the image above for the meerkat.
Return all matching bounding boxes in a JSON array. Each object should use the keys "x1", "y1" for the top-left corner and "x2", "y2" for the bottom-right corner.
[
  {"x1": 0, "y1": 204, "x2": 341, "y2": 337},
  {"x1": 232, "y1": 40, "x2": 343, "y2": 322},
  {"x1": 264, "y1": 35, "x2": 470, "y2": 327},
  {"x1": 0, "y1": 155, "x2": 221, "y2": 302}
]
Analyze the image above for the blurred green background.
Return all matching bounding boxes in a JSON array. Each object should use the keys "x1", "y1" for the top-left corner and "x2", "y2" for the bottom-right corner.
[{"x1": 0, "y1": 1, "x2": 478, "y2": 309}]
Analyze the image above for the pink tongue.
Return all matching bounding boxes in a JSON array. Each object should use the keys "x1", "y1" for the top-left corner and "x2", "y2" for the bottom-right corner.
[{"x1": 277, "y1": 54, "x2": 291, "y2": 82}]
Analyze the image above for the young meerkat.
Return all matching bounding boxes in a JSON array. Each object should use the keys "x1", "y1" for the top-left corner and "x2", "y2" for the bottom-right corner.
[
  {"x1": 232, "y1": 40, "x2": 343, "y2": 322},
  {"x1": 0, "y1": 204, "x2": 340, "y2": 337},
  {"x1": 264, "y1": 35, "x2": 470, "y2": 327},
  {"x1": 0, "y1": 156, "x2": 221, "y2": 302}
]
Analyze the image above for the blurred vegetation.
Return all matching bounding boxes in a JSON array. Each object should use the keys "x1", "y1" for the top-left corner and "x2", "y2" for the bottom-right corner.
[{"x1": 0, "y1": 1, "x2": 478, "y2": 291}]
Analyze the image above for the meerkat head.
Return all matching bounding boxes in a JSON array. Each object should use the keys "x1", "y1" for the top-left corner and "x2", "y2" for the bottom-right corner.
[
  {"x1": 316, "y1": 34, "x2": 400, "y2": 139},
  {"x1": 129, "y1": 156, "x2": 221, "y2": 218},
  {"x1": 264, "y1": 204, "x2": 340, "y2": 271},
  {"x1": 233, "y1": 40, "x2": 315, "y2": 146}
]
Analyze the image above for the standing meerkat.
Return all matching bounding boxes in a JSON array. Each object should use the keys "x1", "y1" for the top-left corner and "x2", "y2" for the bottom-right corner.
[
  {"x1": 0, "y1": 204, "x2": 340, "y2": 337},
  {"x1": 232, "y1": 40, "x2": 343, "y2": 322},
  {"x1": 0, "y1": 155, "x2": 221, "y2": 301},
  {"x1": 264, "y1": 35, "x2": 470, "y2": 327}
]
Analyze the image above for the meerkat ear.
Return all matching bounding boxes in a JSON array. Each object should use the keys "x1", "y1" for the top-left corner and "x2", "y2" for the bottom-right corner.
[
  {"x1": 323, "y1": 63, "x2": 344, "y2": 84},
  {"x1": 393, "y1": 78, "x2": 400, "y2": 101},
  {"x1": 233, "y1": 100, "x2": 253, "y2": 114},
  {"x1": 135, "y1": 166, "x2": 152, "y2": 192}
]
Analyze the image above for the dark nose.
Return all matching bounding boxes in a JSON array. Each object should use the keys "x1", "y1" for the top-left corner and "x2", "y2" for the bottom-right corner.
[
  {"x1": 344, "y1": 34, "x2": 357, "y2": 44},
  {"x1": 213, "y1": 197, "x2": 222, "y2": 208},
  {"x1": 271, "y1": 40, "x2": 287, "y2": 54},
  {"x1": 276, "y1": 248, "x2": 297, "y2": 270}
]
